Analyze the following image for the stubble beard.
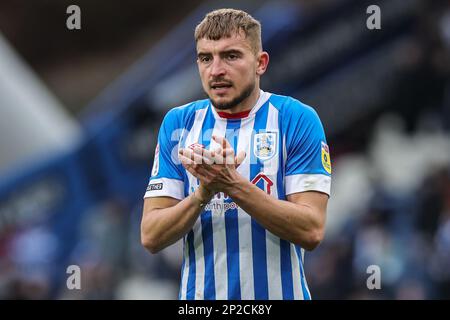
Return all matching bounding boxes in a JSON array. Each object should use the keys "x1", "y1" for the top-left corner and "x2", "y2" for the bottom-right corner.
[{"x1": 208, "y1": 81, "x2": 256, "y2": 110}]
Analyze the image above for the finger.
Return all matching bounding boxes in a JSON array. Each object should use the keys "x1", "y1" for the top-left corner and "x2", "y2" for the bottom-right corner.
[
  {"x1": 178, "y1": 154, "x2": 195, "y2": 169},
  {"x1": 224, "y1": 148, "x2": 235, "y2": 165},
  {"x1": 186, "y1": 166, "x2": 209, "y2": 181},
  {"x1": 212, "y1": 135, "x2": 232, "y2": 150},
  {"x1": 219, "y1": 147, "x2": 235, "y2": 156},
  {"x1": 201, "y1": 149, "x2": 215, "y2": 163},
  {"x1": 202, "y1": 156, "x2": 215, "y2": 165},
  {"x1": 192, "y1": 147, "x2": 214, "y2": 165},
  {"x1": 179, "y1": 148, "x2": 194, "y2": 161},
  {"x1": 192, "y1": 146, "x2": 204, "y2": 156},
  {"x1": 185, "y1": 147, "x2": 204, "y2": 165},
  {"x1": 213, "y1": 147, "x2": 224, "y2": 165},
  {"x1": 216, "y1": 147, "x2": 235, "y2": 165},
  {"x1": 179, "y1": 153, "x2": 193, "y2": 165},
  {"x1": 198, "y1": 155, "x2": 215, "y2": 165},
  {"x1": 235, "y1": 151, "x2": 246, "y2": 168},
  {"x1": 180, "y1": 155, "x2": 210, "y2": 180}
]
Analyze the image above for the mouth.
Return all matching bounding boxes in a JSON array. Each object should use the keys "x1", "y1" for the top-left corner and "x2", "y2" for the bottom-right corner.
[
  {"x1": 210, "y1": 83, "x2": 233, "y2": 96},
  {"x1": 210, "y1": 83, "x2": 232, "y2": 90}
]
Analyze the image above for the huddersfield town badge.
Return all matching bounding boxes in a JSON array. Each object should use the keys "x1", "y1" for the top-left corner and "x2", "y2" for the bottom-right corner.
[{"x1": 253, "y1": 132, "x2": 277, "y2": 161}]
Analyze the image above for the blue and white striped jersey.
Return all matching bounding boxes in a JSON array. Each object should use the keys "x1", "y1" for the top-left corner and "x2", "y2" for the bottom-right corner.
[{"x1": 144, "y1": 90, "x2": 331, "y2": 300}]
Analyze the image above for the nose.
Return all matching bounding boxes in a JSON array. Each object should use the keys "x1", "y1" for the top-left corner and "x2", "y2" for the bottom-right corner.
[{"x1": 210, "y1": 57, "x2": 226, "y2": 78}]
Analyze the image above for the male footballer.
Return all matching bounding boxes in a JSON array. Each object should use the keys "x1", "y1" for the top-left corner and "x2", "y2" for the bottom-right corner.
[{"x1": 141, "y1": 8, "x2": 331, "y2": 300}]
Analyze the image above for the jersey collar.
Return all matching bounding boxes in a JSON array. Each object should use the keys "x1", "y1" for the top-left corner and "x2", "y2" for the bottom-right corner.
[{"x1": 211, "y1": 90, "x2": 271, "y2": 120}]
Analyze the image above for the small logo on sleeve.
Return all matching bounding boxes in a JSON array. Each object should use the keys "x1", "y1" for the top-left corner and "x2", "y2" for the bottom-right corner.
[
  {"x1": 321, "y1": 141, "x2": 332, "y2": 174},
  {"x1": 147, "y1": 182, "x2": 163, "y2": 192}
]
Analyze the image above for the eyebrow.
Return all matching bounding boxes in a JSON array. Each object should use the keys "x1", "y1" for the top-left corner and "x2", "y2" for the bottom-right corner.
[
  {"x1": 221, "y1": 49, "x2": 243, "y2": 56},
  {"x1": 197, "y1": 52, "x2": 211, "y2": 58},
  {"x1": 197, "y1": 48, "x2": 243, "y2": 58}
]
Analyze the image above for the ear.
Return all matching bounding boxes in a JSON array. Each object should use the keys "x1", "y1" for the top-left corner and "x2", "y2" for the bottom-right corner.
[{"x1": 256, "y1": 51, "x2": 269, "y2": 76}]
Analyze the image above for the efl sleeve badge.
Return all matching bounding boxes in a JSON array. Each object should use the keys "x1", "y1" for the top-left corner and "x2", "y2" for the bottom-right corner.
[{"x1": 321, "y1": 141, "x2": 332, "y2": 174}]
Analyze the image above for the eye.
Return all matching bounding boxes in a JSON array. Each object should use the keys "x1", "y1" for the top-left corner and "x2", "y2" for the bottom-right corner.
[
  {"x1": 227, "y1": 53, "x2": 238, "y2": 60},
  {"x1": 199, "y1": 55, "x2": 211, "y2": 63}
]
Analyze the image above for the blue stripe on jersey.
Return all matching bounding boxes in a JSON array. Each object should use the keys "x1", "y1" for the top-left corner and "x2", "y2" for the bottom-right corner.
[
  {"x1": 225, "y1": 119, "x2": 241, "y2": 299},
  {"x1": 280, "y1": 240, "x2": 294, "y2": 299},
  {"x1": 295, "y1": 245, "x2": 311, "y2": 300},
  {"x1": 275, "y1": 120, "x2": 294, "y2": 299},
  {"x1": 178, "y1": 236, "x2": 186, "y2": 300},
  {"x1": 181, "y1": 118, "x2": 190, "y2": 197},
  {"x1": 183, "y1": 171, "x2": 190, "y2": 198},
  {"x1": 200, "y1": 213, "x2": 215, "y2": 299},
  {"x1": 199, "y1": 106, "x2": 216, "y2": 299},
  {"x1": 250, "y1": 102, "x2": 269, "y2": 299},
  {"x1": 186, "y1": 230, "x2": 196, "y2": 300},
  {"x1": 276, "y1": 117, "x2": 286, "y2": 202}
]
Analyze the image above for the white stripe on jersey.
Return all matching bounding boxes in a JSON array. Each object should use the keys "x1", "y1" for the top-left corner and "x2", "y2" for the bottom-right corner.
[
  {"x1": 290, "y1": 243, "x2": 304, "y2": 300},
  {"x1": 236, "y1": 116, "x2": 256, "y2": 300},
  {"x1": 266, "y1": 232, "x2": 282, "y2": 299},
  {"x1": 301, "y1": 248, "x2": 311, "y2": 298},
  {"x1": 184, "y1": 107, "x2": 208, "y2": 195},
  {"x1": 193, "y1": 223, "x2": 204, "y2": 299},
  {"x1": 263, "y1": 103, "x2": 280, "y2": 176},
  {"x1": 209, "y1": 118, "x2": 228, "y2": 299},
  {"x1": 282, "y1": 134, "x2": 287, "y2": 192},
  {"x1": 180, "y1": 236, "x2": 189, "y2": 300},
  {"x1": 264, "y1": 103, "x2": 283, "y2": 300},
  {"x1": 184, "y1": 107, "x2": 208, "y2": 299}
]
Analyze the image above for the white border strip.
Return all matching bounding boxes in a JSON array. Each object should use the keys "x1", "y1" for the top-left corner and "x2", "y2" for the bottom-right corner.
[
  {"x1": 285, "y1": 174, "x2": 331, "y2": 196},
  {"x1": 143, "y1": 177, "x2": 184, "y2": 200}
]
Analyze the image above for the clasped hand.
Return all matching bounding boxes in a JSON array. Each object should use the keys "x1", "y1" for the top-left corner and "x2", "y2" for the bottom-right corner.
[{"x1": 178, "y1": 135, "x2": 246, "y2": 194}]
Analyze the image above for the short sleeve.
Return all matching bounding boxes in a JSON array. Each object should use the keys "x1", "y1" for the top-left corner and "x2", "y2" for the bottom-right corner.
[
  {"x1": 143, "y1": 110, "x2": 185, "y2": 200},
  {"x1": 284, "y1": 101, "x2": 331, "y2": 196}
]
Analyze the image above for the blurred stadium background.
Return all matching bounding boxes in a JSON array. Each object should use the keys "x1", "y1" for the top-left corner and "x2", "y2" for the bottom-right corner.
[{"x1": 0, "y1": 0, "x2": 449, "y2": 299}]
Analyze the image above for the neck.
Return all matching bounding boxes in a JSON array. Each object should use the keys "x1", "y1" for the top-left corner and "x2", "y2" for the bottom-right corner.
[{"x1": 216, "y1": 86, "x2": 261, "y2": 115}]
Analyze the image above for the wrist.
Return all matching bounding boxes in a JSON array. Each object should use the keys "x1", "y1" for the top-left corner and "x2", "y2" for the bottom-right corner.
[
  {"x1": 223, "y1": 173, "x2": 246, "y2": 197},
  {"x1": 193, "y1": 186, "x2": 213, "y2": 205},
  {"x1": 191, "y1": 191, "x2": 205, "y2": 209}
]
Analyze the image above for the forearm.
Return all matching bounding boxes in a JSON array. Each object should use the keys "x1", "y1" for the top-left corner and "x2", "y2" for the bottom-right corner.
[
  {"x1": 141, "y1": 189, "x2": 211, "y2": 253},
  {"x1": 225, "y1": 175, "x2": 324, "y2": 250}
]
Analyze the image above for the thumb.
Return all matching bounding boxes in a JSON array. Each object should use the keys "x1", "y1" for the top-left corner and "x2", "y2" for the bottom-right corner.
[{"x1": 235, "y1": 151, "x2": 246, "y2": 168}]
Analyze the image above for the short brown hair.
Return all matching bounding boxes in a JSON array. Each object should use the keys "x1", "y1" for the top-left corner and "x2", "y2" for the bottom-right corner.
[{"x1": 194, "y1": 8, "x2": 262, "y2": 53}]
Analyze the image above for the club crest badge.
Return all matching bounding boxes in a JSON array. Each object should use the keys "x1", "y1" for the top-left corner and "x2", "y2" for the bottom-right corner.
[{"x1": 253, "y1": 132, "x2": 277, "y2": 161}]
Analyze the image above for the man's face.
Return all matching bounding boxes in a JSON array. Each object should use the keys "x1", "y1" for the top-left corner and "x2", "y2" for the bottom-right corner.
[{"x1": 196, "y1": 32, "x2": 260, "y2": 110}]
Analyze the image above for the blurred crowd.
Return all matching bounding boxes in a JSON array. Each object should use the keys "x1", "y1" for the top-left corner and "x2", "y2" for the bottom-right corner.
[
  {"x1": 307, "y1": 0, "x2": 450, "y2": 299},
  {"x1": 307, "y1": 122, "x2": 450, "y2": 299}
]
